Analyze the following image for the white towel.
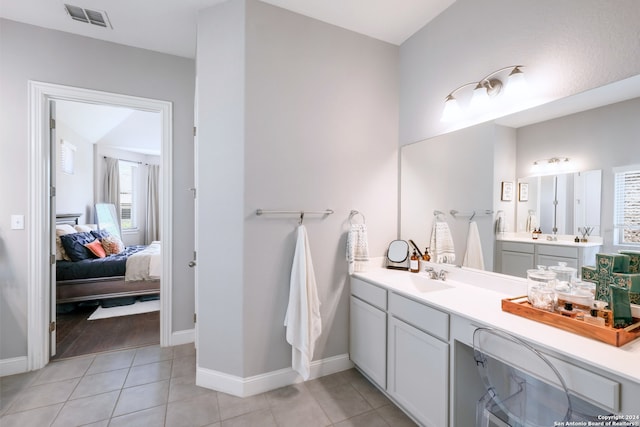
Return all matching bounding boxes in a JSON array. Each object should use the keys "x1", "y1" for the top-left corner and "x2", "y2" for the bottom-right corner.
[
  {"x1": 495, "y1": 211, "x2": 506, "y2": 234},
  {"x1": 526, "y1": 214, "x2": 538, "y2": 233},
  {"x1": 429, "y1": 221, "x2": 456, "y2": 264},
  {"x1": 463, "y1": 221, "x2": 485, "y2": 270},
  {"x1": 346, "y1": 224, "x2": 369, "y2": 274},
  {"x1": 284, "y1": 225, "x2": 322, "y2": 380}
]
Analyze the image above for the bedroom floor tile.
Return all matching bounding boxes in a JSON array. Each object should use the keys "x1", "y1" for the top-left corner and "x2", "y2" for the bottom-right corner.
[{"x1": 0, "y1": 344, "x2": 417, "y2": 427}]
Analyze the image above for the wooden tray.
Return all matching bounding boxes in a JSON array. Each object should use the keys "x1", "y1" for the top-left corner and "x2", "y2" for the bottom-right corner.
[{"x1": 502, "y1": 296, "x2": 640, "y2": 347}]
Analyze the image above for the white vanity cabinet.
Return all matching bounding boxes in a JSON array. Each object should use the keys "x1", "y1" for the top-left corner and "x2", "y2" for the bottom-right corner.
[
  {"x1": 387, "y1": 293, "x2": 449, "y2": 427},
  {"x1": 497, "y1": 241, "x2": 535, "y2": 278},
  {"x1": 349, "y1": 278, "x2": 387, "y2": 388},
  {"x1": 350, "y1": 278, "x2": 449, "y2": 426},
  {"x1": 495, "y1": 239, "x2": 601, "y2": 278}
]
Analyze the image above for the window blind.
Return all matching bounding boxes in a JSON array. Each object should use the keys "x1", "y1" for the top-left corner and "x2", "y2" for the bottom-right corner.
[{"x1": 614, "y1": 166, "x2": 640, "y2": 245}]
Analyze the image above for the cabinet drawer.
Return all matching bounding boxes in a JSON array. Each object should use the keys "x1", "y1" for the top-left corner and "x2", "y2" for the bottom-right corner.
[
  {"x1": 389, "y1": 292, "x2": 449, "y2": 341},
  {"x1": 351, "y1": 278, "x2": 387, "y2": 310},
  {"x1": 501, "y1": 241, "x2": 534, "y2": 253},
  {"x1": 537, "y1": 244, "x2": 579, "y2": 258}
]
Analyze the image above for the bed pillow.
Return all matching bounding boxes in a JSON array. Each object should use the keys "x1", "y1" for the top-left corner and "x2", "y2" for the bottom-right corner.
[
  {"x1": 74, "y1": 224, "x2": 97, "y2": 233},
  {"x1": 59, "y1": 232, "x2": 96, "y2": 262},
  {"x1": 91, "y1": 229, "x2": 111, "y2": 241},
  {"x1": 84, "y1": 239, "x2": 106, "y2": 258},
  {"x1": 102, "y1": 234, "x2": 125, "y2": 256},
  {"x1": 55, "y1": 225, "x2": 77, "y2": 261}
]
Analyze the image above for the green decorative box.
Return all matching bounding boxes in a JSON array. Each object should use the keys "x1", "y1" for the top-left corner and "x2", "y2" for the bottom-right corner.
[{"x1": 619, "y1": 250, "x2": 640, "y2": 274}]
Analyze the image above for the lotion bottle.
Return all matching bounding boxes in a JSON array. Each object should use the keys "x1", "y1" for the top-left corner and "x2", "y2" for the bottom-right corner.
[{"x1": 410, "y1": 250, "x2": 419, "y2": 273}]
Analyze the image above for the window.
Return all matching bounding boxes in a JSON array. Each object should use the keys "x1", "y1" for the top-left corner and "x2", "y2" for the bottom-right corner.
[
  {"x1": 614, "y1": 165, "x2": 640, "y2": 246},
  {"x1": 118, "y1": 160, "x2": 138, "y2": 230},
  {"x1": 60, "y1": 139, "x2": 76, "y2": 174}
]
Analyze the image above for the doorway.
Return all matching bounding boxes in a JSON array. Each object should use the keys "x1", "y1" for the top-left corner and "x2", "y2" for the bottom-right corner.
[
  {"x1": 52, "y1": 99, "x2": 162, "y2": 359},
  {"x1": 27, "y1": 81, "x2": 173, "y2": 370}
]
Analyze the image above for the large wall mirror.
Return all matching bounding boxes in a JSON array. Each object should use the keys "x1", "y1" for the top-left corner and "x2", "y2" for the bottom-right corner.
[{"x1": 400, "y1": 74, "x2": 640, "y2": 277}]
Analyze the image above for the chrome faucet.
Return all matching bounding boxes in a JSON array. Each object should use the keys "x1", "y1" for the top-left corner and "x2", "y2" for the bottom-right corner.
[
  {"x1": 425, "y1": 267, "x2": 447, "y2": 281},
  {"x1": 425, "y1": 267, "x2": 438, "y2": 280}
]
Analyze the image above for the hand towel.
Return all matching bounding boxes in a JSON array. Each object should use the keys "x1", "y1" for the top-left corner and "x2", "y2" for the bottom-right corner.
[
  {"x1": 346, "y1": 223, "x2": 369, "y2": 274},
  {"x1": 463, "y1": 221, "x2": 485, "y2": 270},
  {"x1": 526, "y1": 214, "x2": 538, "y2": 233},
  {"x1": 284, "y1": 225, "x2": 322, "y2": 380},
  {"x1": 495, "y1": 211, "x2": 506, "y2": 234},
  {"x1": 429, "y1": 220, "x2": 456, "y2": 264}
]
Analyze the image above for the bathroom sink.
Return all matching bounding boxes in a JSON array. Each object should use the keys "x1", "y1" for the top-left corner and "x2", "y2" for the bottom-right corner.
[{"x1": 408, "y1": 275, "x2": 454, "y2": 293}]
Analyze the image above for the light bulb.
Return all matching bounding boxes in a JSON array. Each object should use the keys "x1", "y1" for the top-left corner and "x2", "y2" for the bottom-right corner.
[
  {"x1": 469, "y1": 83, "x2": 490, "y2": 110},
  {"x1": 441, "y1": 95, "x2": 462, "y2": 122},
  {"x1": 506, "y1": 66, "x2": 527, "y2": 97}
]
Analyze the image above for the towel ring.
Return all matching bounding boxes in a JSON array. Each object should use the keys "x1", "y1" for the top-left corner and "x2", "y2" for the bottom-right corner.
[{"x1": 349, "y1": 210, "x2": 366, "y2": 225}]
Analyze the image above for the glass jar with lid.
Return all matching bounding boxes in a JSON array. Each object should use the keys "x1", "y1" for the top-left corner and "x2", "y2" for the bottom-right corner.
[
  {"x1": 527, "y1": 266, "x2": 558, "y2": 311},
  {"x1": 548, "y1": 262, "x2": 577, "y2": 292}
]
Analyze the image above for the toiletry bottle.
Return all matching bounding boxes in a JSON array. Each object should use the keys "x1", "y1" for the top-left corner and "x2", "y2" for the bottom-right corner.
[
  {"x1": 410, "y1": 250, "x2": 419, "y2": 273},
  {"x1": 423, "y1": 248, "x2": 431, "y2": 262},
  {"x1": 574, "y1": 236, "x2": 580, "y2": 243},
  {"x1": 584, "y1": 309, "x2": 606, "y2": 326},
  {"x1": 558, "y1": 302, "x2": 580, "y2": 318}
]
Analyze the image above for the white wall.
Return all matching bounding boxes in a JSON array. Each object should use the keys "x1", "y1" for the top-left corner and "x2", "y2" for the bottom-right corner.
[
  {"x1": 0, "y1": 19, "x2": 195, "y2": 360},
  {"x1": 515, "y1": 97, "x2": 640, "y2": 253},
  {"x1": 196, "y1": 0, "x2": 398, "y2": 379},
  {"x1": 400, "y1": 0, "x2": 640, "y2": 145},
  {"x1": 55, "y1": 122, "x2": 94, "y2": 225}
]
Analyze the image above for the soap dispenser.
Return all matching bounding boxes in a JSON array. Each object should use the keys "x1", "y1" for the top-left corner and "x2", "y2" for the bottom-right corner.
[
  {"x1": 410, "y1": 250, "x2": 419, "y2": 273},
  {"x1": 423, "y1": 248, "x2": 431, "y2": 262}
]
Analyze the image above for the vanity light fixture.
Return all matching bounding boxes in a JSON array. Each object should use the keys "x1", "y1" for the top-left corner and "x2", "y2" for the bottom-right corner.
[
  {"x1": 441, "y1": 65, "x2": 526, "y2": 122},
  {"x1": 531, "y1": 157, "x2": 571, "y2": 175}
]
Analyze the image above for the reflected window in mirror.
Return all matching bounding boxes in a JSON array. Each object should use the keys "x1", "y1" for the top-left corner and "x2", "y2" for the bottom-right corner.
[{"x1": 614, "y1": 165, "x2": 640, "y2": 246}]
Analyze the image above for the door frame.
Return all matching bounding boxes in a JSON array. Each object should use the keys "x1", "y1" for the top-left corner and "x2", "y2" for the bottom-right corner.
[{"x1": 27, "y1": 81, "x2": 173, "y2": 370}]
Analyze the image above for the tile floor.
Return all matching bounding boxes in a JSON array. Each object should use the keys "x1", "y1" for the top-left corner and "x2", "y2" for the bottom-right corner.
[{"x1": 0, "y1": 344, "x2": 417, "y2": 427}]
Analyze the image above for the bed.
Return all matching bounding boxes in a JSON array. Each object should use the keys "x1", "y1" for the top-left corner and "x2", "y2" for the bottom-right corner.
[{"x1": 55, "y1": 213, "x2": 160, "y2": 304}]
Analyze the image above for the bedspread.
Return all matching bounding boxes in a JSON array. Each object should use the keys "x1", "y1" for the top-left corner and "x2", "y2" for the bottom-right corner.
[{"x1": 125, "y1": 241, "x2": 161, "y2": 281}]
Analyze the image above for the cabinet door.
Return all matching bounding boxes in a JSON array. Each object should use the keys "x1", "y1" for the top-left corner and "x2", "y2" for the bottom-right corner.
[
  {"x1": 387, "y1": 316, "x2": 448, "y2": 427},
  {"x1": 500, "y1": 251, "x2": 535, "y2": 278},
  {"x1": 350, "y1": 296, "x2": 386, "y2": 388}
]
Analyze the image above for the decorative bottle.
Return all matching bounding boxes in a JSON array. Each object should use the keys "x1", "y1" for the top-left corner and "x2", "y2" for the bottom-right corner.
[{"x1": 410, "y1": 250, "x2": 419, "y2": 273}]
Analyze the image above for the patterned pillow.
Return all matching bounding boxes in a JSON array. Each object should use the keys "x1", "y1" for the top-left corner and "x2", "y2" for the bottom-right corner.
[
  {"x1": 91, "y1": 229, "x2": 111, "y2": 241},
  {"x1": 102, "y1": 235, "x2": 125, "y2": 255},
  {"x1": 84, "y1": 239, "x2": 106, "y2": 258},
  {"x1": 59, "y1": 232, "x2": 95, "y2": 262}
]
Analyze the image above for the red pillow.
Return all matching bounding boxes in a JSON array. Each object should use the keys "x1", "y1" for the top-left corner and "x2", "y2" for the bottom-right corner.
[{"x1": 84, "y1": 239, "x2": 106, "y2": 258}]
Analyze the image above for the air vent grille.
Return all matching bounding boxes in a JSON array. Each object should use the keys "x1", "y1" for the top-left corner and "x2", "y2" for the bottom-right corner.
[{"x1": 64, "y1": 4, "x2": 112, "y2": 28}]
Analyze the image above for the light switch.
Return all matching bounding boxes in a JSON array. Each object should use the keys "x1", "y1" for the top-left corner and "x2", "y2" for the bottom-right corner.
[{"x1": 11, "y1": 215, "x2": 24, "y2": 230}]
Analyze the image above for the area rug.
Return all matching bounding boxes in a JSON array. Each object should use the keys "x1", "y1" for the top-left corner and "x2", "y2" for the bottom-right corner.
[{"x1": 88, "y1": 299, "x2": 160, "y2": 320}]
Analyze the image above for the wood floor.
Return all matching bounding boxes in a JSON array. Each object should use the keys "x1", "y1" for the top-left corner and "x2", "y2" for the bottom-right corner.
[{"x1": 53, "y1": 304, "x2": 159, "y2": 360}]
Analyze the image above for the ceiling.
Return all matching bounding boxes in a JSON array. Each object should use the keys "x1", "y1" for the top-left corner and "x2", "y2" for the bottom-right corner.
[
  {"x1": 0, "y1": 0, "x2": 456, "y2": 58},
  {"x1": 56, "y1": 100, "x2": 161, "y2": 156}
]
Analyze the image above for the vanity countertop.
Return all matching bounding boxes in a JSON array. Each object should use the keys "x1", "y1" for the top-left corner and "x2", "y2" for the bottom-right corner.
[
  {"x1": 352, "y1": 264, "x2": 640, "y2": 384},
  {"x1": 496, "y1": 232, "x2": 603, "y2": 247}
]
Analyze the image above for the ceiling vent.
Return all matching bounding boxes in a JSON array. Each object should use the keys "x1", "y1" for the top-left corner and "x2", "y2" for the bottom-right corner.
[{"x1": 64, "y1": 4, "x2": 112, "y2": 28}]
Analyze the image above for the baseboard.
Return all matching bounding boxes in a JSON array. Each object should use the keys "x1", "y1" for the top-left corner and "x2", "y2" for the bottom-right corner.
[
  {"x1": 196, "y1": 353, "x2": 354, "y2": 397},
  {"x1": 171, "y1": 328, "x2": 195, "y2": 346},
  {"x1": 0, "y1": 356, "x2": 28, "y2": 377}
]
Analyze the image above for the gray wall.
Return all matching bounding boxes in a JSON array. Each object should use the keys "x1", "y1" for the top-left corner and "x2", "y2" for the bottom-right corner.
[
  {"x1": 196, "y1": 0, "x2": 398, "y2": 377},
  {"x1": 515, "y1": 98, "x2": 640, "y2": 253},
  {"x1": 55, "y1": 123, "x2": 94, "y2": 225},
  {"x1": 0, "y1": 19, "x2": 195, "y2": 360},
  {"x1": 400, "y1": 0, "x2": 640, "y2": 145}
]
